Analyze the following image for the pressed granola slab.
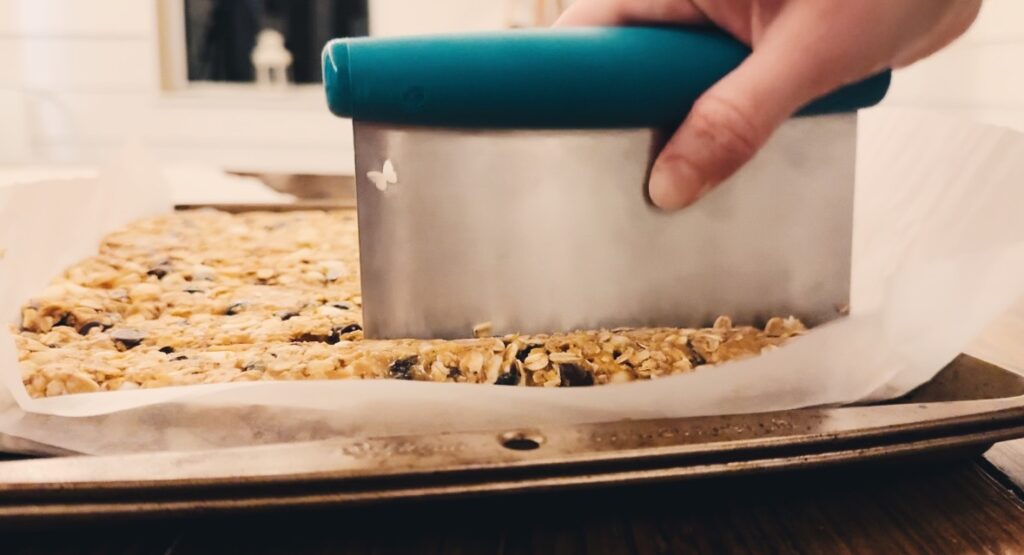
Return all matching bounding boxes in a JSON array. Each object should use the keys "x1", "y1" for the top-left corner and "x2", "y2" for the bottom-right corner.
[{"x1": 12, "y1": 210, "x2": 804, "y2": 398}]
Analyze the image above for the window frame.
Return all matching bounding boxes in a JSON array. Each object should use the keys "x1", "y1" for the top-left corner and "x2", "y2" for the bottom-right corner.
[{"x1": 156, "y1": 0, "x2": 346, "y2": 108}]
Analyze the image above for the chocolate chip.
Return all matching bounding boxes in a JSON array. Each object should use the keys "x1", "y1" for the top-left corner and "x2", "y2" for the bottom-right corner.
[
  {"x1": 276, "y1": 311, "x2": 299, "y2": 321},
  {"x1": 171, "y1": 355, "x2": 188, "y2": 361},
  {"x1": 686, "y1": 338, "x2": 707, "y2": 366},
  {"x1": 516, "y1": 344, "x2": 543, "y2": 363},
  {"x1": 159, "y1": 346, "x2": 175, "y2": 354},
  {"x1": 335, "y1": 323, "x2": 362, "y2": 335},
  {"x1": 559, "y1": 363, "x2": 594, "y2": 387},
  {"x1": 495, "y1": 363, "x2": 521, "y2": 386},
  {"x1": 292, "y1": 332, "x2": 332, "y2": 343},
  {"x1": 110, "y1": 328, "x2": 147, "y2": 350},
  {"x1": 55, "y1": 313, "x2": 77, "y2": 329},
  {"x1": 389, "y1": 356, "x2": 418, "y2": 380},
  {"x1": 316, "y1": 323, "x2": 363, "y2": 345},
  {"x1": 688, "y1": 351, "x2": 707, "y2": 366},
  {"x1": 448, "y1": 367, "x2": 461, "y2": 378},
  {"x1": 225, "y1": 302, "x2": 247, "y2": 315},
  {"x1": 77, "y1": 321, "x2": 107, "y2": 336},
  {"x1": 147, "y1": 267, "x2": 169, "y2": 279}
]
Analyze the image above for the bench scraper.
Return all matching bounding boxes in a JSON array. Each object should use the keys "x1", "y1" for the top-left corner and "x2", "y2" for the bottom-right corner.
[{"x1": 322, "y1": 27, "x2": 889, "y2": 339}]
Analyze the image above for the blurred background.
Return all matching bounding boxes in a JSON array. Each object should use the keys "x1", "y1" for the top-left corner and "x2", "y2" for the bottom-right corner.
[{"x1": 0, "y1": 0, "x2": 1021, "y2": 192}]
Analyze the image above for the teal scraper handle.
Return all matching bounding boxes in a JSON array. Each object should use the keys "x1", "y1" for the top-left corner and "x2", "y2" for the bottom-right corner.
[{"x1": 323, "y1": 27, "x2": 890, "y2": 128}]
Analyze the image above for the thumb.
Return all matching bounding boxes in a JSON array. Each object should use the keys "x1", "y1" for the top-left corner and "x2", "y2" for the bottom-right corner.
[{"x1": 649, "y1": 48, "x2": 831, "y2": 210}]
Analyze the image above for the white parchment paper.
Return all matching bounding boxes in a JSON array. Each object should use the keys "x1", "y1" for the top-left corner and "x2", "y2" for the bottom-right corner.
[{"x1": 2, "y1": 109, "x2": 1024, "y2": 455}]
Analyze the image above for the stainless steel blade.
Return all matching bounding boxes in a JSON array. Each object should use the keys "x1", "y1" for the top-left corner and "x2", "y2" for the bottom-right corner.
[{"x1": 354, "y1": 114, "x2": 855, "y2": 339}]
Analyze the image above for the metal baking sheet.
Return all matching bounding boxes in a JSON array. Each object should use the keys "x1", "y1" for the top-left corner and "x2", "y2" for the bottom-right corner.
[
  {"x1": 3, "y1": 204, "x2": 1023, "y2": 521},
  {"x1": 1, "y1": 355, "x2": 1023, "y2": 523}
]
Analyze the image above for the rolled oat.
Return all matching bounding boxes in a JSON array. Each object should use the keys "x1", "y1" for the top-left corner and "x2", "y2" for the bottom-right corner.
[{"x1": 12, "y1": 209, "x2": 806, "y2": 398}]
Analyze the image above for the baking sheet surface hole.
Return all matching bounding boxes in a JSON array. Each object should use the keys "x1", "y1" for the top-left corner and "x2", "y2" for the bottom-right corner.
[{"x1": 499, "y1": 430, "x2": 545, "y2": 451}]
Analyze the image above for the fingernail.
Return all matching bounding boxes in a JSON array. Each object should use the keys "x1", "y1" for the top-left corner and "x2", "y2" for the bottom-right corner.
[{"x1": 649, "y1": 164, "x2": 705, "y2": 210}]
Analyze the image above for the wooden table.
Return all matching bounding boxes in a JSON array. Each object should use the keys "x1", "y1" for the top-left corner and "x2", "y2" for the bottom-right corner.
[{"x1": 3, "y1": 453, "x2": 1024, "y2": 554}]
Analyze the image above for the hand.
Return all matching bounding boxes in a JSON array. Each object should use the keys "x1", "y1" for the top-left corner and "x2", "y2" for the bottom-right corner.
[{"x1": 556, "y1": 0, "x2": 981, "y2": 210}]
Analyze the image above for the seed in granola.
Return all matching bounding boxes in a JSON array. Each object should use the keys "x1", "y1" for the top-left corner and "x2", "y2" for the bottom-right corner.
[
  {"x1": 171, "y1": 355, "x2": 189, "y2": 361},
  {"x1": 495, "y1": 361, "x2": 521, "y2": 386},
  {"x1": 159, "y1": 346, "x2": 175, "y2": 354},
  {"x1": 462, "y1": 350, "x2": 484, "y2": 375},
  {"x1": 323, "y1": 261, "x2": 347, "y2": 282},
  {"x1": 276, "y1": 310, "x2": 299, "y2": 321},
  {"x1": 243, "y1": 360, "x2": 266, "y2": 372},
  {"x1": 146, "y1": 266, "x2": 170, "y2": 279},
  {"x1": 191, "y1": 265, "x2": 216, "y2": 281},
  {"x1": 559, "y1": 363, "x2": 594, "y2": 387},
  {"x1": 108, "y1": 289, "x2": 129, "y2": 301},
  {"x1": 183, "y1": 285, "x2": 205, "y2": 294},
  {"x1": 331, "y1": 302, "x2": 351, "y2": 310},
  {"x1": 389, "y1": 356, "x2": 417, "y2": 380},
  {"x1": 448, "y1": 367, "x2": 461, "y2": 378},
  {"x1": 225, "y1": 302, "x2": 247, "y2": 315},
  {"x1": 110, "y1": 328, "x2": 146, "y2": 350}
]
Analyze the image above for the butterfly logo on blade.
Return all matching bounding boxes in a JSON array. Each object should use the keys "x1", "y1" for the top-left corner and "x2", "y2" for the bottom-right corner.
[{"x1": 367, "y1": 159, "x2": 398, "y2": 192}]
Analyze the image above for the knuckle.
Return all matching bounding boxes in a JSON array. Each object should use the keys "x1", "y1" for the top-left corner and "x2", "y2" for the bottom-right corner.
[
  {"x1": 686, "y1": 94, "x2": 763, "y2": 163},
  {"x1": 650, "y1": 0, "x2": 698, "y2": 20},
  {"x1": 622, "y1": 0, "x2": 697, "y2": 22}
]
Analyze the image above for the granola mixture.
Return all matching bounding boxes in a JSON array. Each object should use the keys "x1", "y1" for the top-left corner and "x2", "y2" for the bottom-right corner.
[{"x1": 12, "y1": 210, "x2": 806, "y2": 398}]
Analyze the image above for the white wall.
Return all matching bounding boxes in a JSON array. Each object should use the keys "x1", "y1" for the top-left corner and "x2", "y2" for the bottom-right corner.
[
  {"x1": 369, "y1": 0, "x2": 507, "y2": 36},
  {"x1": 882, "y1": 0, "x2": 1024, "y2": 130},
  {"x1": 1, "y1": 0, "x2": 1022, "y2": 174},
  {"x1": 0, "y1": 0, "x2": 508, "y2": 174}
]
